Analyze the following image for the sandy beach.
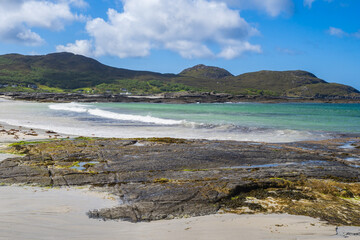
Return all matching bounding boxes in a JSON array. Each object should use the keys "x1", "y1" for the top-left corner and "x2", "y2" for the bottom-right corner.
[{"x1": 0, "y1": 184, "x2": 358, "y2": 240}]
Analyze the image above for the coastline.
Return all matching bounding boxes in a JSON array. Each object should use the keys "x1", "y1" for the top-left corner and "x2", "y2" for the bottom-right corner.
[
  {"x1": 0, "y1": 102, "x2": 359, "y2": 239},
  {"x1": 1, "y1": 91, "x2": 360, "y2": 104}
]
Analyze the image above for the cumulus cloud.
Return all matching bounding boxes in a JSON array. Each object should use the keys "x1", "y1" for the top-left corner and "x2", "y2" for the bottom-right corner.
[
  {"x1": 216, "y1": 0, "x2": 293, "y2": 17},
  {"x1": 0, "y1": 0, "x2": 82, "y2": 45},
  {"x1": 58, "y1": 0, "x2": 261, "y2": 59},
  {"x1": 56, "y1": 40, "x2": 93, "y2": 56}
]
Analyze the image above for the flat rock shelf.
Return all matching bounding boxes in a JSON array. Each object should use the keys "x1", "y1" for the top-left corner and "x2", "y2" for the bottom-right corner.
[{"x1": 0, "y1": 137, "x2": 360, "y2": 225}]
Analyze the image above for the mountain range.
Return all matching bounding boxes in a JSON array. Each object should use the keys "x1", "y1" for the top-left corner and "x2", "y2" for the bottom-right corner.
[{"x1": 0, "y1": 52, "x2": 358, "y2": 98}]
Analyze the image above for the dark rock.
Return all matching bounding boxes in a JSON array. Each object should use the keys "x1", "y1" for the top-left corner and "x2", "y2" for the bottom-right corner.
[{"x1": 2, "y1": 92, "x2": 360, "y2": 103}]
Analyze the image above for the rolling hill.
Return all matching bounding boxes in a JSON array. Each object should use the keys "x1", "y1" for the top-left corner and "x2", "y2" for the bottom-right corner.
[{"x1": 0, "y1": 52, "x2": 358, "y2": 98}]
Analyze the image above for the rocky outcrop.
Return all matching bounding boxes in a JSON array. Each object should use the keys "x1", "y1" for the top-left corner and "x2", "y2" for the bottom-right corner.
[
  {"x1": 1, "y1": 137, "x2": 360, "y2": 224},
  {"x1": 2, "y1": 92, "x2": 360, "y2": 103}
]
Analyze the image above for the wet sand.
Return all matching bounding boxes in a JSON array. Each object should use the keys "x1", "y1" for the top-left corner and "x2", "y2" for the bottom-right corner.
[{"x1": 0, "y1": 185, "x2": 357, "y2": 240}]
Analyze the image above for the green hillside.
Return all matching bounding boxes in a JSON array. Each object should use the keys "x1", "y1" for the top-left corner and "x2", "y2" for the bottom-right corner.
[
  {"x1": 0, "y1": 52, "x2": 358, "y2": 98},
  {"x1": 286, "y1": 83, "x2": 360, "y2": 97},
  {"x1": 174, "y1": 67, "x2": 359, "y2": 97},
  {"x1": 0, "y1": 53, "x2": 171, "y2": 90}
]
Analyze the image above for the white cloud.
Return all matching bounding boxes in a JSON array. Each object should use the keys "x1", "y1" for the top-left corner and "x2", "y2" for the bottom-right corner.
[
  {"x1": 56, "y1": 40, "x2": 93, "y2": 56},
  {"x1": 218, "y1": 40, "x2": 261, "y2": 59},
  {"x1": 328, "y1": 27, "x2": 347, "y2": 37},
  {"x1": 65, "y1": 0, "x2": 89, "y2": 8},
  {"x1": 164, "y1": 41, "x2": 214, "y2": 59},
  {"x1": 59, "y1": 0, "x2": 261, "y2": 59},
  {"x1": 16, "y1": 29, "x2": 45, "y2": 46},
  {"x1": 0, "y1": 0, "x2": 82, "y2": 45},
  {"x1": 216, "y1": 0, "x2": 294, "y2": 17}
]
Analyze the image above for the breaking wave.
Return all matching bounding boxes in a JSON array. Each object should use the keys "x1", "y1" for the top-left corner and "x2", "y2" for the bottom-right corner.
[{"x1": 49, "y1": 103, "x2": 185, "y2": 125}]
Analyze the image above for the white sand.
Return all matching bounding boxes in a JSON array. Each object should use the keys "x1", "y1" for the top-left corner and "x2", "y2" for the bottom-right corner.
[
  {"x1": 0, "y1": 153, "x2": 16, "y2": 161},
  {"x1": 0, "y1": 185, "x2": 358, "y2": 240}
]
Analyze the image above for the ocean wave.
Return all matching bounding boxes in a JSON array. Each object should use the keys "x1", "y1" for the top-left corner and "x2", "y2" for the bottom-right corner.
[
  {"x1": 88, "y1": 109, "x2": 184, "y2": 125},
  {"x1": 49, "y1": 103, "x2": 89, "y2": 113},
  {"x1": 0, "y1": 116, "x2": 336, "y2": 143},
  {"x1": 49, "y1": 103, "x2": 185, "y2": 125}
]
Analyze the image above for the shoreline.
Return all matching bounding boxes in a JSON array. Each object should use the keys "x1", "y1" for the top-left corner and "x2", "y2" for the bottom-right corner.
[
  {"x1": 0, "y1": 102, "x2": 359, "y2": 239},
  {"x1": 2, "y1": 92, "x2": 360, "y2": 104}
]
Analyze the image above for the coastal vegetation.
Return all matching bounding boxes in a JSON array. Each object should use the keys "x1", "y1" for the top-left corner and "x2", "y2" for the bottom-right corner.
[{"x1": 0, "y1": 52, "x2": 359, "y2": 98}]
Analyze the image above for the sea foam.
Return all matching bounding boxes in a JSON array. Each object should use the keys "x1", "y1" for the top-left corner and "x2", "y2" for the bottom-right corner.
[
  {"x1": 49, "y1": 103, "x2": 184, "y2": 125},
  {"x1": 49, "y1": 103, "x2": 88, "y2": 113},
  {"x1": 88, "y1": 109, "x2": 183, "y2": 125}
]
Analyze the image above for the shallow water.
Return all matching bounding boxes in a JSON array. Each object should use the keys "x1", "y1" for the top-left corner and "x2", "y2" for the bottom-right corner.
[
  {"x1": 71, "y1": 161, "x2": 99, "y2": 171},
  {"x1": 1, "y1": 100, "x2": 359, "y2": 143},
  {"x1": 339, "y1": 142, "x2": 356, "y2": 149}
]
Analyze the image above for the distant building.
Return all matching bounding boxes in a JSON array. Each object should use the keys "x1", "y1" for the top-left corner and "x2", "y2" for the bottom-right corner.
[{"x1": 27, "y1": 84, "x2": 38, "y2": 89}]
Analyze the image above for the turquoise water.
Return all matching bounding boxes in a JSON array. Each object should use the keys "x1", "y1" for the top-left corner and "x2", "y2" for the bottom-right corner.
[
  {"x1": 0, "y1": 99, "x2": 359, "y2": 142},
  {"x1": 93, "y1": 102, "x2": 360, "y2": 133}
]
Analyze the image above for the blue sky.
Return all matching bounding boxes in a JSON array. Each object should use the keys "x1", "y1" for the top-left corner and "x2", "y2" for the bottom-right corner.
[{"x1": 0, "y1": 0, "x2": 359, "y2": 89}]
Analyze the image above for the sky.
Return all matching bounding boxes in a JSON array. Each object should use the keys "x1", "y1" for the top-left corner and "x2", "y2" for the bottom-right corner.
[{"x1": 0, "y1": 0, "x2": 359, "y2": 89}]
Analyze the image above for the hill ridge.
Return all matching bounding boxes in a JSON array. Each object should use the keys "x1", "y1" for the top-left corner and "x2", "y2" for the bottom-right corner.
[{"x1": 0, "y1": 52, "x2": 358, "y2": 98}]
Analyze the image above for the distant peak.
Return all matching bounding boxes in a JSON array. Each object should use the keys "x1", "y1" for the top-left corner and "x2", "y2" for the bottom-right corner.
[
  {"x1": 289, "y1": 70, "x2": 317, "y2": 78},
  {"x1": 47, "y1": 52, "x2": 75, "y2": 56},
  {"x1": 192, "y1": 64, "x2": 207, "y2": 69},
  {"x1": 180, "y1": 64, "x2": 233, "y2": 79}
]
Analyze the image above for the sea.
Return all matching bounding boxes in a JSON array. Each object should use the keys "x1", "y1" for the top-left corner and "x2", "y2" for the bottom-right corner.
[{"x1": 0, "y1": 98, "x2": 359, "y2": 143}]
